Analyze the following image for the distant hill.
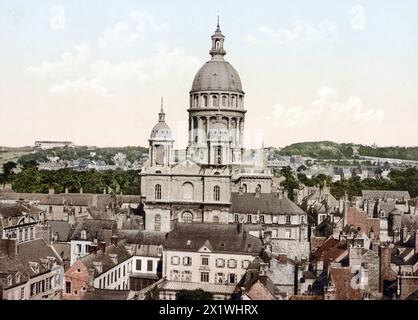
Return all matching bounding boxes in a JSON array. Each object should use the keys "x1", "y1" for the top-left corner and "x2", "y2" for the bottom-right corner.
[
  {"x1": 277, "y1": 141, "x2": 418, "y2": 161},
  {"x1": 9, "y1": 146, "x2": 149, "y2": 166}
]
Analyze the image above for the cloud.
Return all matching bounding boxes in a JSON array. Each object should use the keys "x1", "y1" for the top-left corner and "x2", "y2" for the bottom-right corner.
[
  {"x1": 268, "y1": 87, "x2": 384, "y2": 126},
  {"x1": 25, "y1": 45, "x2": 91, "y2": 78},
  {"x1": 49, "y1": 78, "x2": 111, "y2": 97},
  {"x1": 24, "y1": 12, "x2": 198, "y2": 98},
  {"x1": 98, "y1": 10, "x2": 168, "y2": 46},
  {"x1": 245, "y1": 20, "x2": 338, "y2": 45}
]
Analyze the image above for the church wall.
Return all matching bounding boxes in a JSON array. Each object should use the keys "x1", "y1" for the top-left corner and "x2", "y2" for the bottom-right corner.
[{"x1": 144, "y1": 205, "x2": 171, "y2": 233}]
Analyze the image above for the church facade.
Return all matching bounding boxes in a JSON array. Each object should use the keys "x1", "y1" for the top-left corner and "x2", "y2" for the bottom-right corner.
[{"x1": 140, "y1": 22, "x2": 281, "y2": 236}]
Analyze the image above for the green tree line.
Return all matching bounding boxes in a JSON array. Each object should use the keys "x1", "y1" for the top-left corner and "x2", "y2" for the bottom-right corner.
[
  {"x1": 279, "y1": 166, "x2": 418, "y2": 200},
  {"x1": 1, "y1": 162, "x2": 141, "y2": 195}
]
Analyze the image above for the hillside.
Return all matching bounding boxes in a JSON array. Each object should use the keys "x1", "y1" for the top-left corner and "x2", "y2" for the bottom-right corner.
[
  {"x1": 11, "y1": 146, "x2": 149, "y2": 166},
  {"x1": 277, "y1": 141, "x2": 418, "y2": 161},
  {"x1": 278, "y1": 141, "x2": 354, "y2": 159}
]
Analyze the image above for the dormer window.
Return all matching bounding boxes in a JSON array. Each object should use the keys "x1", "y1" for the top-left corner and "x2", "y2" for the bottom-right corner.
[
  {"x1": 7, "y1": 274, "x2": 13, "y2": 287},
  {"x1": 29, "y1": 262, "x2": 40, "y2": 274},
  {"x1": 15, "y1": 272, "x2": 21, "y2": 284},
  {"x1": 81, "y1": 230, "x2": 87, "y2": 240}
]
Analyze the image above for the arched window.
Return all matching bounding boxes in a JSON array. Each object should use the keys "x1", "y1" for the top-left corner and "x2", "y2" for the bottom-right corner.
[
  {"x1": 203, "y1": 95, "x2": 208, "y2": 107},
  {"x1": 215, "y1": 40, "x2": 221, "y2": 50},
  {"x1": 222, "y1": 95, "x2": 227, "y2": 107},
  {"x1": 255, "y1": 184, "x2": 261, "y2": 193},
  {"x1": 213, "y1": 185, "x2": 220, "y2": 201},
  {"x1": 242, "y1": 184, "x2": 248, "y2": 193},
  {"x1": 194, "y1": 95, "x2": 198, "y2": 107},
  {"x1": 239, "y1": 96, "x2": 243, "y2": 108},
  {"x1": 155, "y1": 184, "x2": 162, "y2": 200},
  {"x1": 182, "y1": 182, "x2": 194, "y2": 200},
  {"x1": 231, "y1": 96, "x2": 236, "y2": 108},
  {"x1": 154, "y1": 214, "x2": 161, "y2": 231},
  {"x1": 182, "y1": 211, "x2": 193, "y2": 223},
  {"x1": 212, "y1": 95, "x2": 218, "y2": 107}
]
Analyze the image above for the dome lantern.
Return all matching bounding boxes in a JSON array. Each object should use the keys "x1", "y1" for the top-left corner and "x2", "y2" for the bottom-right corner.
[{"x1": 209, "y1": 16, "x2": 226, "y2": 60}]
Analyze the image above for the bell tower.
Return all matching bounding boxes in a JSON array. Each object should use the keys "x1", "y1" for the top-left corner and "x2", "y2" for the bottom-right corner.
[{"x1": 149, "y1": 98, "x2": 174, "y2": 167}]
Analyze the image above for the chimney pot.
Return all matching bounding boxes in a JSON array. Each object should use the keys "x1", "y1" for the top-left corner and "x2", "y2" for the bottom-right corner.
[{"x1": 99, "y1": 241, "x2": 106, "y2": 253}]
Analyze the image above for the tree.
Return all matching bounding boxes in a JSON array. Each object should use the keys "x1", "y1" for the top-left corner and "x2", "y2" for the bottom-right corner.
[
  {"x1": 176, "y1": 289, "x2": 213, "y2": 300},
  {"x1": 2, "y1": 161, "x2": 17, "y2": 177},
  {"x1": 280, "y1": 166, "x2": 299, "y2": 201}
]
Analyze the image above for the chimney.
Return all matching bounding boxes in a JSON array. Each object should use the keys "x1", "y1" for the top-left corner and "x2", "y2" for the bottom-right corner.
[
  {"x1": 415, "y1": 230, "x2": 418, "y2": 254},
  {"x1": 65, "y1": 187, "x2": 69, "y2": 194},
  {"x1": 379, "y1": 245, "x2": 392, "y2": 293},
  {"x1": 99, "y1": 241, "x2": 106, "y2": 253},
  {"x1": 111, "y1": 235, "x2": 118, "y2": 246},
  {"x1": 87, "y1": 268, "x2": 95, "y2": 288},
  {"x1": 401, "y1": 226, "x2": 408, "y2": 244},
  {"x1": 237, "y1": 222, "x2": 244, "y2": 235},
  {"x1": 89, "y1": 243, "x2": 98, "y2": 255},
  {"x1": 80, "y1": 187, "x2": 83, "y2": 194},
  {"x1": 48, "y1": 187, "x2": 55, "y2": 195},
  {"x1": 283, "y1": 190, "x2": 288, "y2": 199},
  {"x1": 343, "y1": 201, "x2": 349, "y2": 226}
]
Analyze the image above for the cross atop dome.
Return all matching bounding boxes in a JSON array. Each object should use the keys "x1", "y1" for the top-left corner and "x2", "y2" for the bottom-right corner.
[{"x1": 210, "y1": 16, "x2": 226, "y2": 59}]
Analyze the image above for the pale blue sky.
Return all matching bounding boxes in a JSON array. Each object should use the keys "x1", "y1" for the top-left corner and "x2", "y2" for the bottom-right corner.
[{"x1": 1, "y1": 0, "x2": 418, "y2": 148}]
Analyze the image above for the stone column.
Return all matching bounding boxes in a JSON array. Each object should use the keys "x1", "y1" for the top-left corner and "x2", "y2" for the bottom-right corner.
[
  {"x1": 206, "y1": 116, "x2": 210, "y2": 141},
  {"x1": 198, "y1": 117, "x2": 203, "y2": 144},
  {"x1": 239, "y1": 118, "x2": 244, "y2": 147},
  {"x1": 188, "y1": 117, "x2": 193, "y2": 145}
]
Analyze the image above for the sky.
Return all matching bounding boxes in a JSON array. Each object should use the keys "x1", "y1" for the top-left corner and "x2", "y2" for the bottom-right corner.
[{"x1": 1, "y1": 0, "x2": 418, "y2": 149}]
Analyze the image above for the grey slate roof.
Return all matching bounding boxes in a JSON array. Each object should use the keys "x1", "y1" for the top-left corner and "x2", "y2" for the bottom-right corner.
[
  {"x1": 69, "y1": 219, "x2": 117, "y2": 241},
  {"x1": 117, "y1": 230, "x2": 167, "y2": 245},
  {"x1": 165, "y1": 222, "x2": 263, "y2": 255},
  {"x1": 362, "y1": 190, "x2": 410, "y2": 201},
  {"x1": 0, "y1": 192, "x2": 92, "y2": 206},
  {"x1": 49, "y1": 220, "x2": 72, "y2": 242},
  {"x1": 231, "y1": 192, "x2": 305, "y2": 215},
  {"x1": 79, "y1": 243, "x2": 132, "y2": 277},
  {"x1": 16, "y1": 238, "x2": 62, "y2": 278}
]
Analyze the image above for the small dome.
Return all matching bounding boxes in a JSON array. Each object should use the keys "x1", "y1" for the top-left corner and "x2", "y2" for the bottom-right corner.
[
  {"x1": 191, "y1": 60, "x2": 243, "y2": 93},
  {"x1": 150, "y1": 122, "x2": 174, "y2": 141}
]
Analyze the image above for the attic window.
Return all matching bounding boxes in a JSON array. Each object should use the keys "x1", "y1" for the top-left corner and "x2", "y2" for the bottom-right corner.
[
  {"x1": 81, "y1": 230, "x2": 87, "y2": 240},
  {"x1": 29, "y1": 262, "x2": 39, "y2": 274},
  {"x1": 7, "y1": 275, "x2": 13, "y2": 287},
  {"x1": 15, "y1": 272, "x2": 21, "y2": 284},
  {"x1": 155, "y1": 170, "x2": 162, "y2": 174}
]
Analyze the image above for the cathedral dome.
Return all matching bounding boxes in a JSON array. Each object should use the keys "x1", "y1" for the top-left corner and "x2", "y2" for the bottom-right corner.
[
  {"x1": 150, "y1": 121, "x2": 174, "y2": 141},
  {"x1": 191, "y1": 60, "x2": 243, "y2": 93},
  {"x1": 190, "y1": 20, "x2": 243, "y2": 94},
  {"x1": 149, "y1": 99, "x2": 174, "y2": 141}
]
